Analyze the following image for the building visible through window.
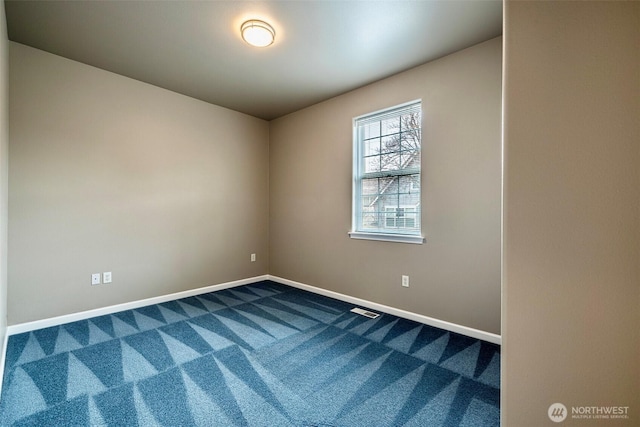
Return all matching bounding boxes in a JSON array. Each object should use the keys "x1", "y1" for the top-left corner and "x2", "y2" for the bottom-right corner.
[{"x1": 350, "y1": 100, "x2": 424, "y2": 244}]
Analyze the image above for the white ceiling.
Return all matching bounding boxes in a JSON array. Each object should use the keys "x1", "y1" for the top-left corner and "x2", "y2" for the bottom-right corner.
[{"x1": 5, "y1": 0, "x2": 502, "y2": 121}]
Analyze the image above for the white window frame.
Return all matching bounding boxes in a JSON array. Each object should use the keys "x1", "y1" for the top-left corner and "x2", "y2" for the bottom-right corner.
[{"x1": 349, "y1": 100, "x2": 425, "y2": 244}]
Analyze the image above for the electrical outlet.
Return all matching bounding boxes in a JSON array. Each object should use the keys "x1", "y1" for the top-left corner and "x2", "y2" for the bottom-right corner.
[
  {"x1": 402, "y1": 275, "x2": 409, "y2": 287},
  {"x1": 251, "y1": 253, "x2": 256, "y2": 262},
  {"x1": 103, "y1": 272, "x2": 112, "y2": 284},
  {"x1": 91, "y1": 273, "x2": 101, "y2": 286}
]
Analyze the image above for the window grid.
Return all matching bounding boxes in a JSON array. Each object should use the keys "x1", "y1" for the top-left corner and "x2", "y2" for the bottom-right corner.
[{"x1": 353, "y1": 101, "x2": 422, "y2": 237}]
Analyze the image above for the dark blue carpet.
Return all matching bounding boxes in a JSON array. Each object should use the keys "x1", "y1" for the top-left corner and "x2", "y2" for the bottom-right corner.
[{"x1": 0, "y1": 281, "x2": 500, "y2": 426}]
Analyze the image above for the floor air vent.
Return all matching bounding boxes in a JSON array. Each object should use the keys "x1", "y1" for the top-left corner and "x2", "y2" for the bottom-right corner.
[{"x1": 350, "y1": 307, "x2": 380, "y2": 319}]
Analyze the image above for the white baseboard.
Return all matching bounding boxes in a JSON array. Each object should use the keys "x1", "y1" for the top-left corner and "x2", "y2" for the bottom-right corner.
[
  {"x1": 0, "y1": 328, "x2": 8, "y2": 397},
  {"x1": 6, "y1": 275, "x2": 269, "y2": 336},
  {"x1": 0, "y1": 272, "x2": 500, "y2": 402},
  {"x1": 3, "y1": 272, "x2": 501, "y2": 346},
  {"x1": 269, "y1": 275, "x2": 502, "y2": 345}
]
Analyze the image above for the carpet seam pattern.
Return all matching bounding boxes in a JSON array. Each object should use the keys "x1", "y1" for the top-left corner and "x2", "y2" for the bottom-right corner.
[{"x1": 0, "y1": 280, "x2": 500, "y2": 426}]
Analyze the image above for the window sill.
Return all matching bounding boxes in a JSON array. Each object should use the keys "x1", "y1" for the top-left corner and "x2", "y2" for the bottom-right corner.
[{"x1": 348, "y1": 231, "x2": 425, "y2": 244}]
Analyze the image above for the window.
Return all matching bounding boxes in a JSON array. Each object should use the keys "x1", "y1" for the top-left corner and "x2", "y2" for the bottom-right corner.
[{"x1": 350, "y1": 100, "x2": 424, "y2": 244}]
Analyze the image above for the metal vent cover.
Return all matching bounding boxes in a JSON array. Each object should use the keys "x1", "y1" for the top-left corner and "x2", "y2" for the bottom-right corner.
[{"x1": 350, "y1": 307, "x2": 380, "y2": 319}]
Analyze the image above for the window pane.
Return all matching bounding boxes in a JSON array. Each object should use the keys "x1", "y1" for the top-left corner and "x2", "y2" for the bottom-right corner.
[
  {"x1": 381, "y1": 135, "x2": 400, "y2": 153},
  {"x1": 401, "y1": 113, "x2": 420, "y2": 131},
  {"x1": 398, "y1": 176, "x2": 411, "y2": 193},
  {"x1": 398, "y1": 175, "x2": 419, "y2": 192},
  {"x1": 400, "y1": 129, "x2": 421, "y2": 151},
  {"x1": 385, "y1": 214, "x2": 396, "y2": 227},
  {"x1": 380, "y1": 152, "x2": 401, "y2": 171},
  {"x1": 364, "y1": 156, "x2": 380, "y2": 173},
  {"x1": 364, "y1": 137, "x2": 380, "y2": 156},
  {"x1": 399, "y1": 193, "x2": 420, "y2": 206},
  {"x1": 404, "y1": 208, "x2": 419, "y2": 228},
  {"x1": 361, "y1": 195, "x2": 376, "y2": 207},
  {"x1": 361, "y1": 206, "x2": 379, "y2": 229},
  {"x1": 401, "y1": 150, "x2": 420, "y2": 169},
  {"x1": 409, "y1": 174, "x2": 421, "y2": 191},
  {"x1": 363, "y1": 122, "x2": 380, "y2": 139},
  {"x1": 379, "y1": 176, "x2": 398, "y2": 195},
  {"x1": 362, "y1": 178, "x2": 378, "y2": 195},
  {"x1": 380, "y1": 195, "x2": 399, "y2": 210},
  {"x1": 400, "y1": 111, "x2": 421, "y2": 151},
  {"x1": 381, "y1": 117, "x2": 399, "y2": 137}
]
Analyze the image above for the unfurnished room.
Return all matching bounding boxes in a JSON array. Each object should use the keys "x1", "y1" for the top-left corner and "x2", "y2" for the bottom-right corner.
[{"x1": 0, "y1": 1, "x2": 637, "y2": 427}]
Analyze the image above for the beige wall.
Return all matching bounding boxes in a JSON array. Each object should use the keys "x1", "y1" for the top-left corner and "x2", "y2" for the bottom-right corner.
[
  {"x1": 503, "y1": 1, "x2": 639, "y2": 426},
  {"x1": 0, "y1": 3, "x2": 8, "y2": 353},
  {"x1": 8, "y1": 43, "x2": 269, "y2": 324},
  {"x1": 270, "y1": 37, "x2": 502, "y2": 335}
]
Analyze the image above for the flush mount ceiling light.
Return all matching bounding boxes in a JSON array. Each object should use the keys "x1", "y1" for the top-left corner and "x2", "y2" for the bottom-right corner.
[{"x1": 241, "y1": 19, "x2": 275, "y2": 47}]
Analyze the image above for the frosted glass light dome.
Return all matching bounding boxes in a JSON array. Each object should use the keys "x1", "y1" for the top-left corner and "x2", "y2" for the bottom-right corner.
[{"x1": 241, "y1": 20, "x2": 275, "y2": 47}]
